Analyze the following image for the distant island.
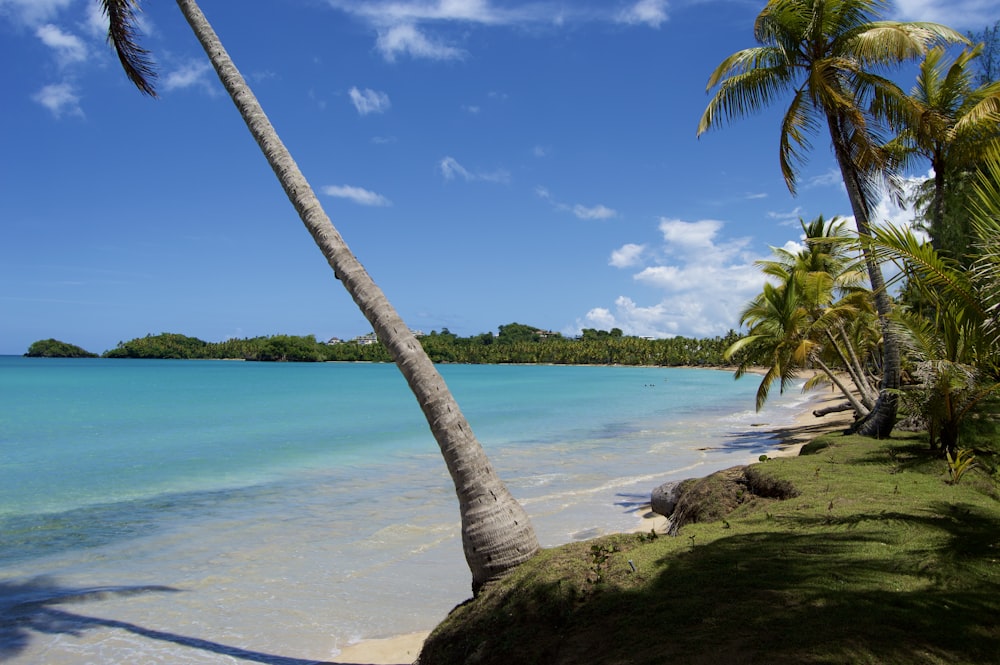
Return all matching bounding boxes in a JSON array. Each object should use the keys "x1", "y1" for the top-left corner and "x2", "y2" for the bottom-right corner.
[
  {"x1": 25, "y1": 339, "x2": 99, "y2": 358},
  {"x1": 25, "y1": 323, "x2": 753, "y2": 367}
]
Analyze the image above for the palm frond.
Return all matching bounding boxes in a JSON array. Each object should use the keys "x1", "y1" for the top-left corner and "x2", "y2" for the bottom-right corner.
[
  {"x1": 102, "y1": 0, "x2": 157, "y2": 96},
  {"x1": 778, "y1": 87, "x2": 821, "y2": 193},
  {"x1": 699, "y1": 51, "x2": 795, "y2": 135}
]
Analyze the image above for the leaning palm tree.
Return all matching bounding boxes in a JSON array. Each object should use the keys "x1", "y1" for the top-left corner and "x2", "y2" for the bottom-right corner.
[
  {"x1": 100, "y1": 0, "x2": 538, "y2": 593},
  {"x1": 761, "y1": 216, "x2": 882, "y2": 410},
  {"x1": 698, "y1": 0, "x2": 966, "y2": 437},
  {"x1": 728, "y1": 216, "x2": 880, "y2": 419},
  {"x1": 887, "y1": 44, "x2": 1000, "y2": 263}
]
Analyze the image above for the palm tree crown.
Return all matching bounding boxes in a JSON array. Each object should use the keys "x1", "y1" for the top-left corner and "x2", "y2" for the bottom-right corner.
[{"x1": 699, "y1": 0, "x2": 966, "y2": 437}]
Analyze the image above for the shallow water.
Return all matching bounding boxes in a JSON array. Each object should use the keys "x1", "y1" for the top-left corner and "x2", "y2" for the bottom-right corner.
[{"x1": 0, "y1": 358, "x2": 810, "y2": 663}]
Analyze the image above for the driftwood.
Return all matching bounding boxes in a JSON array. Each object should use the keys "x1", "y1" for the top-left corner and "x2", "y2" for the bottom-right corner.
[{"x1": 813, "y1": 401, "x2": 854, "y2": 417}]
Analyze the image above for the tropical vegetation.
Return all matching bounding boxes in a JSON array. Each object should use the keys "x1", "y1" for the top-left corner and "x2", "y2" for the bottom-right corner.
[
  {"x1": 33, "y1": 326, "x2": 749, "y2": 367},
  {"x1": 699, "y1": 0, "x2": 966, "y2": 437},
  {"x1": 24, "y1": 339, "x2": 98, "y2": 358}
]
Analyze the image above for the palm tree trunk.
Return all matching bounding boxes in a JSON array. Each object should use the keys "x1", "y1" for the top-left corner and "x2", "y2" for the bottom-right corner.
[
  {"x1": 175, "y1": 0, "x2": 539, "y2": 593},
  {"x1": 830, "y1": 324, "x2": 879, "y2": 407},
  {"x1": 827, "y1": 115, "x2": 901, "y2": 437},
  {"x1": 812, "y1": 356, "x2": 870, "y2": 419}
]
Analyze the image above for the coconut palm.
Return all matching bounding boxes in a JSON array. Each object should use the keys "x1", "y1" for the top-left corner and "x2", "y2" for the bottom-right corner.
[
  {"x1": 727, "y1": 216, "x2": 880, "y2": 419},
  {"x1": 866, "y1": 146, "x2": 1000, "y2": 453},
  {"x1": 764, "y1": 216, "x2": 882, "y2": 408},
  {"x1": 698, "y1": 0, "x2": 966, "y2": 437},
  {"x1": 887, "y1": 44, "x2": 1000, "y2": 263},
  {"x1": 100, "y1": 0, "x2": 538, "y2": 593}
]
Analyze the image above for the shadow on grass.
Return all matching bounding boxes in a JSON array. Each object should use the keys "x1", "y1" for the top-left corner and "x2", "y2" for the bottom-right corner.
[
  {"x1": 419, "y1": 502, "x2": 1000, "y2": 665},
  {"x1": 0, "y1": 577, "x2": 388, "y2": 665}
]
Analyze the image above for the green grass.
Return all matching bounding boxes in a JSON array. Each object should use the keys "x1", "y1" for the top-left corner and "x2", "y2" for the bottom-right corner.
[{"x1": 417, "y1": 433, "x2": 1000, "y2": 664}]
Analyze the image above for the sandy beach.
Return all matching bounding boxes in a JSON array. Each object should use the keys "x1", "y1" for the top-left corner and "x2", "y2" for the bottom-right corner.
[{"x1": 333, "y1": 386, "x2": 857, "y2": 665}]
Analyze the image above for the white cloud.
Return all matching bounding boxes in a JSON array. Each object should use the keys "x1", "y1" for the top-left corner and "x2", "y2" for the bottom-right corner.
[
  {"x1": 162, "y1": 61, "x2": 215, "y2": 94},
  {"x1": 439, "y1": 156, "x2": 509, "y2": 183},
  {"x1": 806, "y1": 168, "x2": 843, "y2": 189},
  {"x1": 767, "y1": 206, "x2": 805, "y2": 227},
  {"x1": 579, "y1": 217, "x2": 766, "y2": 338},
  {"x1": 323, "y1": 184, "x2": 392, "y2": 206},
  {"x1": 573, "y1": 204, "x2": 618, "y2": 220},
  {"x1": 325, "y1": 0, "x2": 679, "y2": 62},
  {"x1": 658, "y1": 218, "x2": 723, "y2": 249},
  {"x1": 610, "y1": 243, "x2": 646, "y2": 268},
  {"x1": 0, "y1": 0, "x2": 72, "y2": 26},
  {"x1": 32, "y1": 82, "x2": 82, "y2": 118},
  {"x1": 537, "y1": 186, "x2": 618, "y2": 220},
  {"x1": 891, "y1": 0, "x2": 996, "y2": 29},
  {"x1": 616, "y1": 0, "x2": 669, "y2": 28},
  {"x1": 349, "y1": 87, "x2": 391, "y2": 115},
  {"x1": 376, "y1": 23, "x2": 465, "y2": 62},
  {"x1": 35, "y1": 23, "x2": 87, "y2": 64}
]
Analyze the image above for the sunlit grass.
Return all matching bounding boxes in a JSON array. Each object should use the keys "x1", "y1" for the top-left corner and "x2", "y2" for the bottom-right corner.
[{"x1": 419, "y1": 431, "x2": 1000, "y2": 664}]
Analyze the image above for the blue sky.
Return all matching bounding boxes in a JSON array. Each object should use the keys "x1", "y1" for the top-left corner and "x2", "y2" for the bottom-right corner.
[{"x1": 0, "y1": 0, "x2": 995, "y2": 355}]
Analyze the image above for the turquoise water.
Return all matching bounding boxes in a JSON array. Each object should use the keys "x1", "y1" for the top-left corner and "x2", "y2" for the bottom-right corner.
[{"x1": 0, "y1": 357, "x2": 812, "y2": 663}]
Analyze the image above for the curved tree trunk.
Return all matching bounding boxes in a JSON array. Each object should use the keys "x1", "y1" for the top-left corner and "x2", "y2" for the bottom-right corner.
[
  {"x1": 824, "y1": 328, "x2": 877, "y2": 409},
  {"x1": 826, "y1": 115, "x2": 901, "y2": 438},
  {"x1": 812, "y1": 356, "x2": 870, "y2": 419},
  {"x1": 175, "y1": 0, "x2": 539, "y2": 593}
]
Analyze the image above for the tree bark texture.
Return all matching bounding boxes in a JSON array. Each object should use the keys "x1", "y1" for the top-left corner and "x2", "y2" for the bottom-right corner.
[{"x1": 826, "y1": 114, "x2": 901, "y2": 438}]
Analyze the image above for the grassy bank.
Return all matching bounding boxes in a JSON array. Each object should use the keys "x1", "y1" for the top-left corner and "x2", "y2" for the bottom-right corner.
[{"x1": 417, "y1": 432, "x2": 1000, "y2": 664}]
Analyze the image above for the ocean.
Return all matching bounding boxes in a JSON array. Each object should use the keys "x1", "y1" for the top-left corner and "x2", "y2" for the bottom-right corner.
[{"x1": 0, "y1": 357, "x2": 813, "y2": 663}]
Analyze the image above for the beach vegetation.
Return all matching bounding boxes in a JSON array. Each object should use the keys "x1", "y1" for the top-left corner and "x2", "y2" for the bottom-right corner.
[
  {"x1": 699, "y1": 0, "x2": 967, "y2": 437},
  {"x1": 726, "y1": 215, "x2": 880, "y2": 421},
  {"x1": 867, "y1": 152, "x2": 1000, "y2": 456},
  {"x1": 99, "y1": 0, "x2": 539, "y2": 591},
  {"x1": 417, "y1": 431, "x2": 1000, "y2": 664}
]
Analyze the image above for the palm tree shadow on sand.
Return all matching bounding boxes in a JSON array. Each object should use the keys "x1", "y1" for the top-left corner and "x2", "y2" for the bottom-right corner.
[{"x1": 0, "y1": 576, "x2": 399, "y2": 665}]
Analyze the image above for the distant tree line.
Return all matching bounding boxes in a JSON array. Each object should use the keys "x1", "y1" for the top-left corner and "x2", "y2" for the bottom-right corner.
[{"x1": 27, "y1": 324, "x2": 755, "y2": 367}]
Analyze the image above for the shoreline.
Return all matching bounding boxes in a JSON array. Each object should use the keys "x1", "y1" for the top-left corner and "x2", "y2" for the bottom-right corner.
[{"x1": 333, "y1": 386, "x2": 856, "y2": 665}]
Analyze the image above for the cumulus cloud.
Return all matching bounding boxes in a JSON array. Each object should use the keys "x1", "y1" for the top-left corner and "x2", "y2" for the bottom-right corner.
[
  {"x1": 580, "y1": 217, "x2": 765, "y2": 339},
  {"x1": 32, "y1": 82, "x2": 82, "y2": 118},
  {"x1": 35, "y1": 23, "x2": 87, "y2": 65},
  {"x1": 616, "y1": 0, "x2": 669, "y2": 28},
  {"x1": 349, "y1": 87, "x2": 392, "y2": 115},
  {"x1": 376, "y1": 23, "x2": 466, "y2": 62},
  {"x1": 323, "y1": 184, "x2": 392, "y2": 206},
  {"x1": 610, "y1": 243, "x2": 646, "y2": 268},
  {"x1": 439, "y1": 156, "x2": 509, "y2": 183},
  {"x1": 162, "y1": 61, "x2": 215, "y2": 94}
]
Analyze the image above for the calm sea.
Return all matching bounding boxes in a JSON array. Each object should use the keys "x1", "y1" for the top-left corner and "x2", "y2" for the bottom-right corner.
[{"x1": 0, "y1": 357, "x2": 812, "y2": 663}]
